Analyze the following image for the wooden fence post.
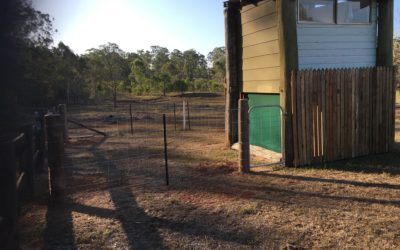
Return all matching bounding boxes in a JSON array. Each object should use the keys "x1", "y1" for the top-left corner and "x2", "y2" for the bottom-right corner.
[
  {"x1": 0, "y1": 139, "x2": 18, "y2": 249},
  {"x1": 45, "y1": 114, "x2": 65, "y2": 202},
  {"x1": 58, "y1": 104, "x2": 68, "y2": 143},
  {"x1": 183, "y1": 100, "x2": 186, "y2": 130},
  {"x1": 24, "y1": 125, "x2": 35, "y2": 195},
  {"x1": 187, "y1": 100, "x2": 191, "y2": 130},
  {"x1": 239, "y1": 99, "x2": 250, "y2": 173},
  {"x1": 224, "y1": 1, "x2": 241, "y2": 147},
  {"x1": 35, "y1": 111, "x2": 46, "y2": 172}
]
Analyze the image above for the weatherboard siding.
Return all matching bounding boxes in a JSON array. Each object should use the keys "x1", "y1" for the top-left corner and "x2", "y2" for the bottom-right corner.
[
  {"x1": 241, "y1": 0, "x2": 280, "y2": 93},
  {"x1": 297, "y1": 1, "x2": 377, "y2": 70}
]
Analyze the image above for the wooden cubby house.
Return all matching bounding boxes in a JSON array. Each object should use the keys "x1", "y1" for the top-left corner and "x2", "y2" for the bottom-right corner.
[{"x1": 224, "y1": 0, "x2": 396, "y2": 167}]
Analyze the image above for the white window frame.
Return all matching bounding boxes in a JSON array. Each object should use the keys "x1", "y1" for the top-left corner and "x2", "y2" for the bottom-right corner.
[{"x1": 298, "y1": 0, "x2": 372, "y2": 25}]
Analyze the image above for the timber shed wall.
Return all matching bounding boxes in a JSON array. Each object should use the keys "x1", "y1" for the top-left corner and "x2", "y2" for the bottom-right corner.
[
  {"x1": 241, "y1": 0, "x2": 280, "y2": 93},
  {"x1": 297, "y1": 1, "x2": 378, "y2": 69}
]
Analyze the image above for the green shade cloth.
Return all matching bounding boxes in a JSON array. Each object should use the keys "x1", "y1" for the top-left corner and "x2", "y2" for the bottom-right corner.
[{"x1": 248, "y1": 94, "x2": 281, "y2": 153}]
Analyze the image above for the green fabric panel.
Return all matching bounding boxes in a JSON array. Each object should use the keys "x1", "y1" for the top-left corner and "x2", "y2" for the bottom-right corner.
[{"x1": 248, "y1": 94, "x2": 281, "y2": 153}]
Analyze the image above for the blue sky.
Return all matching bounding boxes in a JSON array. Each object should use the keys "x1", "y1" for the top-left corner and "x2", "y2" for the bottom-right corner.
[
  {"x1": 32, "y1": 0, "x2": 400, "y2": 55},
  {"x1": 32, "y1": 0, "x2": 226, "y2": 55}
]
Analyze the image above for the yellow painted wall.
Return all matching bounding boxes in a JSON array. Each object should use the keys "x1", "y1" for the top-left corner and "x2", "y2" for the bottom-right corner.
[{"x1": 241, "y1": 0, "x2": 280, "y2": 93}]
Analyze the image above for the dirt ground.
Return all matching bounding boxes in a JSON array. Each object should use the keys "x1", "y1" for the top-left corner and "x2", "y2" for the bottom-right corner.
[{"x1": 19, "y1": 95, "x2": 400, "y2": 249}]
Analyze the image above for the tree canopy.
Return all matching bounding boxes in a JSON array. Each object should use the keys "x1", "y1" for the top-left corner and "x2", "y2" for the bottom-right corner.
[{"x1": 0, "y1": 0, "x2": 226, "y2": 116}]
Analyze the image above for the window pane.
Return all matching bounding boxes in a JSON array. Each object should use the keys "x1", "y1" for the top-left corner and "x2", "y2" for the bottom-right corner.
[
  {"x1": 299, "y1": 0, "x2": 335, "y2": 23},
  {"x1": 337, "y1": 0, "x2": 371, "y2": 24}
]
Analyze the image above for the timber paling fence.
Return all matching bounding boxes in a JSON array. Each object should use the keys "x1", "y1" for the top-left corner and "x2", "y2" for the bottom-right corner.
[{"x1": 290, "y1": 67, "x2": 396, "y2": 167}]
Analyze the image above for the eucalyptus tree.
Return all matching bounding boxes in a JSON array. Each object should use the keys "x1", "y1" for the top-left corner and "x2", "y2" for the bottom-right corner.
[{"x1": 85, "y1": 43, "x2": 128, "y2": 108}]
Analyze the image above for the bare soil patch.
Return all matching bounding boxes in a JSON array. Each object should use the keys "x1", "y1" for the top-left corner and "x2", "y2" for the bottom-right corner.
[{"x1": 19, "y1": 97, "x2": 400, "y2": 249}]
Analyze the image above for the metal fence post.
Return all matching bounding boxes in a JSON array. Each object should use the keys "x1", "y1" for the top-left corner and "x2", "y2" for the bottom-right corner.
[
  {"x1": 173, "y1": 103, "x2": 177, "y2": 131},
  {"x1": 163, "y1": 114, "x2": 169, "y2": 185},
  {"x1": 239, "y1": 99, "x2": 250, "y2": 173},
  {"x1": 45, "y1": 114, "x2": 65, "y2": 202},
  {"x1": 130, "y1": 103, "x2": 133, "y2": 135}
]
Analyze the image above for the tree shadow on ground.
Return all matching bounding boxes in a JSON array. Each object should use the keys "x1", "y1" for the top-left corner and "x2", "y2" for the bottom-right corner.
[{"x1": 43, "y1": 135, "x2": 261, "y2": 249}]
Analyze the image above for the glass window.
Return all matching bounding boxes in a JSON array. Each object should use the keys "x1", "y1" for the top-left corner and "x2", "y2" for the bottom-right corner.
[
  {"x1": 337, "y1": 0, "x2": 371, "y2": 24},
  {"x1": 299, "y1": 0, "x2": 335, "y2": 23}
]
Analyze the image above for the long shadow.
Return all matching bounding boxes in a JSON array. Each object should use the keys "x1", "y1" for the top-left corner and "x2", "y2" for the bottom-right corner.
[
  {"x1": 250, "y1": 171, "x2": 400, "y2": 190},
  {"x1": 43, "y1": 173, "x2": 76, "y2": 249},
  {"x1": 164, "y1": 173, "x2": 400, "y2": 208},
  {"x1": 70, "y1": 202, "x2": 256, "y2": 246},
  {"x1": 89, "y1": 141, "x2": 165, "y2": 249},
  {"x1": 85, "y1": 141, "x2": 258, "y2": 247},
  {"x1": 298, "y1": 150, "x2": 400, "y2": 176}
]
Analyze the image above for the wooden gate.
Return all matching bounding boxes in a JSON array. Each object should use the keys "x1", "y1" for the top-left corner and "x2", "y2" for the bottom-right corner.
[{"x1": 290, "y1": 67, "x2": 396, "y2": 166}]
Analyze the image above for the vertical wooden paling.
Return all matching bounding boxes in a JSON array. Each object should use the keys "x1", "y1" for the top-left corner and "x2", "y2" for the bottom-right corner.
[
  {"x1": 291, "y1": 71, "x2": 299, "y2": 166},
  {"x1": 296, "y1": 71, "x2": 302, "y2": 166},
  {"x1": 374, "y1": 67, "x2": 379, "y2": 154},
  {"x1": 366, "y1": 68, "x2": 371, "y2": 154},
  {"x1": 304, "y1": 70, "x2": 309, "y2": 164},
  {"x1": 332, "y1": 69, "x2": 337, "y2": 159},
  {"x1": 301, "y1": 71, "x2": 307, "y2": 165},
  {"x1": 317, "y1": 69, "x2": 322, "y2": 160},
  {"x1": 328, "y1": 69, "x2": 333, "y2": 161},
  {"x1": 382, "y1": 67, "x2": 387, "y2": 152},
  {"x1": 322, "y1": 69, "x2": 327, "y2": 161},
  {"x1": 359, "y1": 68, "x2": 365, "y2": 155},
  {"x1": 312, "y1": 70, "x2": 317, "y2": 161},
  {"x1": 377, "y1": 67, "x2": 382, "y2": 153},
  {"x1": 391, "y1": 66, "x2": 396, "y2": 149},
  {"x1": 340, "y1": 69, "x2": 345, "y2": 159},
  {"x1": 307, "y1": 70, "x2": 313, "y2": 164},
  {"x1": 351, "y1": 68, "x2": 356, "y2": 157}
]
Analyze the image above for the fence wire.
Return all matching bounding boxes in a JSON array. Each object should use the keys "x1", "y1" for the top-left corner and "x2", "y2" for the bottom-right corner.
[{"x1": 55, "y1": 99, "x2": 233, "y2": 193}]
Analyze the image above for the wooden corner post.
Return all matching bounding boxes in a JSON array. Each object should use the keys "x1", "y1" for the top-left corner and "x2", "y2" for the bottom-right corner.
[
  {"x1": 224, "y1": 0, "x2": 241, "y2": 147},
  {"x1": 45, "y1": 114, "x2": 65, "y2": 202},
  {"x1": 277, "y1": 0, "x2": 298, "y2": 167},
  {"x1": 377, "y1": 0, "x2": 394, "y2": 67},
  {"x1": 58, "y1": 104, "x2": 68, "y2": 143},
  {"x1": 376, "y1": 0, "x2": 394, "y2": 148},
  {"x1": 239, "y1": 99, "x2": 250, "y2": 173}
]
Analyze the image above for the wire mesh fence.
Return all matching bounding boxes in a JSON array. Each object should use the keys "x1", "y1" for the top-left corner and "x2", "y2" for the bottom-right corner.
[{"x1": 59, "y1": 98, "x2": 234, "y2": 193}]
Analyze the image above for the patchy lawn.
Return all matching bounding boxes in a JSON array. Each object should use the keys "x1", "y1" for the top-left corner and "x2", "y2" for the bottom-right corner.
[{"x1": 19, "y1": 95, "x2": 400, "y2": 249}]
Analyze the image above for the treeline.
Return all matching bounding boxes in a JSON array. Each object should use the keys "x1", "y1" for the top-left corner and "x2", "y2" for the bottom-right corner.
[
  {"x1": 0, "y1": 0, "x2": 226, "y2": 113},
  {"x1": 26, "y1": 42, "x2": 225, "y2": 107},
  {"x1": 83, "y1": 43, "x2": 226, "y2": 106}
]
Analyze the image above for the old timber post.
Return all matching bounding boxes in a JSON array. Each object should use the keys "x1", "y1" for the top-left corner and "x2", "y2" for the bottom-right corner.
[
  {"x1": 224, "y1": 0, "x2": 241, "y2": 147},
  {"x1": 58, "y1": 104, "x2": 68, "y2": 143},
  {"x1": 277, "y1": 0, "x2": 298, "y2": 167},
  {"x1": 45, "y1": 114, "x2": 65, "y2": 202},
  {"x1": 239, "y1": 99, "x2": 250, "y2": 173},
  {"x1": 376, "y1": 0, "x2": 395, "y2": 148}
]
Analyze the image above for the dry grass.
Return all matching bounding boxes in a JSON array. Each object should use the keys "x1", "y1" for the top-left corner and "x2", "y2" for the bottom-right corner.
[{"x1": 19, "y1": 96, "x2": 400, "y2": 249}]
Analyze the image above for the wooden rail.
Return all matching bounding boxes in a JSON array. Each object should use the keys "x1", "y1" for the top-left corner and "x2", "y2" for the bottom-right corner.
[
  {"x1": 290, "y1": 67, "x2": 396, "y2": 167},
  {"x1": 0, "y1": 122, "x2": 46, "y2": 249}
]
